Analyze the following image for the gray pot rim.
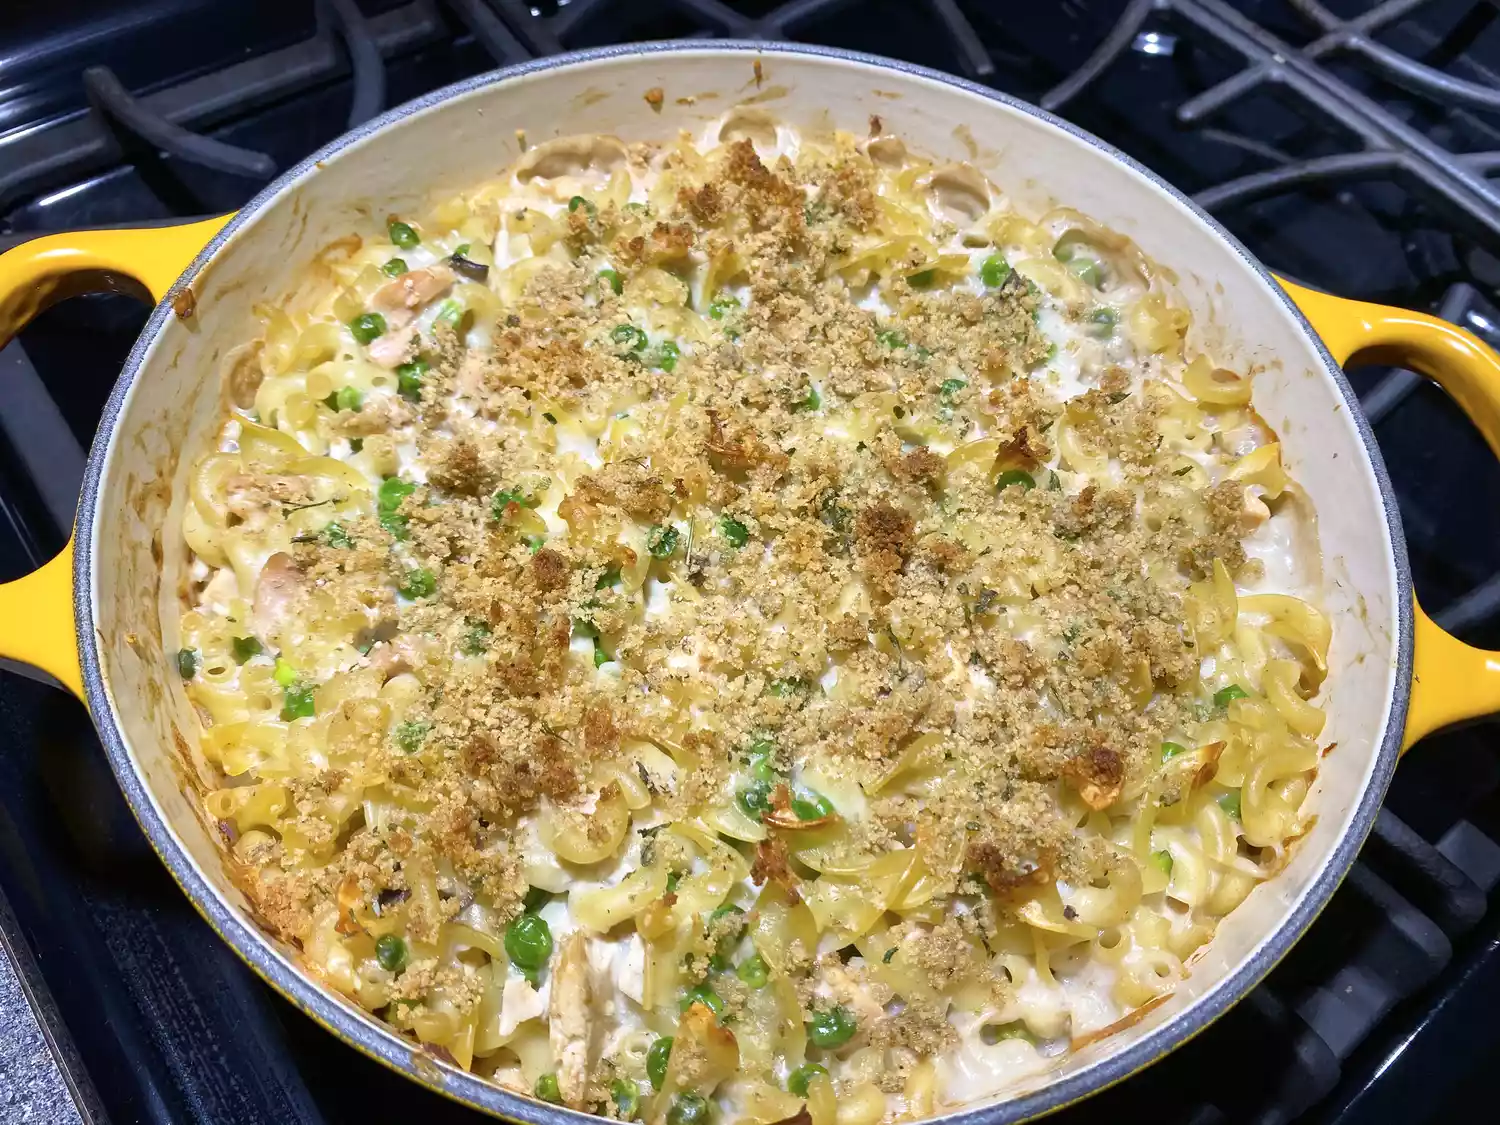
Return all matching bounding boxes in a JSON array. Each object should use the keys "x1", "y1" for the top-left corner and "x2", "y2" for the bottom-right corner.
[{"x1": 70, "y1": 38, "x2": 1412, "y2": 1125}]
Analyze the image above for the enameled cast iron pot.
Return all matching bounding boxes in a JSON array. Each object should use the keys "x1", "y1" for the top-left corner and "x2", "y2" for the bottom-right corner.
[{"x1": 3, "y1": 41, "x2": 1500, "y2": 1125}]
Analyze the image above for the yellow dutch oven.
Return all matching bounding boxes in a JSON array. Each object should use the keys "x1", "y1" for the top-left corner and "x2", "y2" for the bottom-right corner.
[{"x1": 0, "y1": 41, "x2": 1498, "y2": 1124}]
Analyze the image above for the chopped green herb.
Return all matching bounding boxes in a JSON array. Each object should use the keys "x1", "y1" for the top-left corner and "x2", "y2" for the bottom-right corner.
[
  {"x1": 720, "y1": 515, "x2": 748, "y2": 548},
  {"x1": 1173, "y1": 464, "x2": 1194, "y2": 476},
  {"x1": 177, "y1": 648, "x2": 198, "y2": 680},
  {"x1": 876, "y1": 328, "x2": 907, "y2": 349},
  {"x1": 491, "y1": 484, "x2": 541, "y2": 520},
  {"x1": 883, "y1": 947, "x2": 897, "y2": 963},
  {"x1": 572, "y1": 617, "x2": 600, "y2": 641},
  {"x1": 767, "y1": 677, "x2": 807, "y2": 697},
  {"x1": 646, "y1": 1037, "x2": 673, "y2": 1089},
  {"x1": 280, "y1": 682, "x2": 315, "y2": 722},
  {"x1": 523, "y1": 534, "x2": 545, "y2": 553},
  {"x1": 434, "y1": 299, "x2": 463, "y2": 330},
  {"x1": 522, "y1": 886, "x2": 551, "y2": 913},
  {"x1": 1214, "y1": 684, "x2": 1249, "y2": 708},
  {"x1": 567, "y1": 195, "x2": 596, "y2": 215},
  {"x1": 596, "y1": 566, "x2": 622, "y2": 590},
  {"x1": 996, "y1": 469, "x2": 1035, "y2": 491},
  {"x1": 648, "y1": 524, "x2": 679, "y2": 559},
  {"x1": 542, "y1": 411, "x2": 557, "y2": 424},
  {"x1": 348, "y1": 313, "x2": 386, "y2": 344},
  {"x1": 908, "y1": 268, "x2": 936, "y2": 288},
  {"x1": 1048, "y1": 471, "x2": 1062, "y2": 492},
  {"x1": 666, "y1": 871, "x2": 682, "y2": 893},
  {"x1": 939, "y1": 377, "x2": 967, "y2": 406},
  {"x1": 979, "y1": 255, "x2": 1011, "y2": 288},
  {"x1": 349, "y1": 437, "x2": 363, "y2": 453},
  {"x1": 736, "y1": 779, "x2": 773, "y2": 821},
  {"x1": 708, "y1": 293, "x2": 740, "y2": 319},
  {"x1": 375, "y1": 933, "x2": 408, "y2": 972},
  {"x1": 790, "y1": 385, "x2": 820, "y2": 412},
  {"x1": 231, "y1": 636, "x2": 262, "y2": 665},
  {"x1": 593, "y1": 640, "x2": 610, "y2": 668},
  {"x1": 316, "y1": 521, "x2": 350, "y2": 550},
  {"x1": 387, "y1": 219, "x2": 420, "y2": 249},
  {"x1": 398, "y1": 568, "x2": 435, "y2": 599},
  {"x1": 380, "y1": 257, "x2": 408, "y2": 278}
]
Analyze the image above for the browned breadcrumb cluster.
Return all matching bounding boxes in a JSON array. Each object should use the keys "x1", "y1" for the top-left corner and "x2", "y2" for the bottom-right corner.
[{"x1": 217, "y1": 133, "x2": 1269, "y2": 1082}]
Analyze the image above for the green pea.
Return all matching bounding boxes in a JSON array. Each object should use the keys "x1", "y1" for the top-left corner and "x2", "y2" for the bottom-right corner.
[
  {"x1": 1088, "y1": 306, "x2": 1118, "y2": 336},
  {"x1": 611, "y1": 1078, "x2": 641, "y2": 1120},
  {"x1": 399, "y1": 567, "x2": 436, "y2": 600},
  {"x1": 649, "y1": 340, "x2": 681, "y2": 372},
  {"x1": 593, "y1": 640, "x2": 610, "y2": 668},
  {"x1": 996, "y1": 469, "x2": 1035, "y2": 491},
  {"x1": 375, "y1": 933, "x2": 408, "y2": 972},
  {"x1": 648, "y1": 524, "x2": 680, "y2": 559},
  {"x1": 231, "y1": 636, "x2": 262, "y2": 665},
  {"x1": 667, "y1": 1093, "x2": 711, "y2": 1125},
  {"x1": 1066, "y1": 255, "x2": 1103, "y2": 287},
  {"x1": 720, "y1": 515, "x2": 748, "y2": 548},
  {"x1": 612, "y1": 323, "x2": 649, "y2": 353},
  {"x1": 787, "y1": 1063, "x2": 827, "y2": 1097},
  {"x1": 599, "y1": 268, "x2": 623, "y2": 295},
  {"x1": 939, "y1": 378, "x2": 967, "y2": 406},
  {"x1": 177, "y1": 648, "x2": 198, "y2": 679},
  {"x1": 979, "y1": 255, "x2": 1011, "y2": 288},
  {"x1": 876, "y1": 328, "x2": 907, "y2": 349},
  {"x1": 567, "y1": 195, "x2": 596, "y2": 215},
  {"x1": 349, "y1": 312, "x2": 386, "y2": 344},
  {"x1": 387, "y1": 220, "x2": 420, "y2": 249},
  {"x1": 908, "y1": 268, "x2": 936, "y2": 288},
  {"x1": 807, "y1": 1004, "x2": 856, "y2": 1048},
  {"x1": 1160, "y1": 741, "x2": 1189, "y2": 761},
  {"x1": 736, "y1": 953, "x2": 769, "y2": 989},
  {"x1": 505, "y1": 912, "x2": 553, "y2": 979},
  {"x1": 646, "y1": 1036, "x2": 673, "y2": 1088},
  {"x1": 708, "y1": 293, "x2": 740, "y2": 319},
  {"x1": 461, "y1": 619, "x2": 491, "y2": 655},
  {"x1": 791, "y1": 788, "x2": 833, "y2": 821},
  {"x1": 1151, "y1": 849, "x2": 1173, "y2": 875},
  {"x1": 980, "y1": 1021, "x2": 1037, "y2": 1045},
  {"x1": 378, "y1": 477, "x2": 415, "y2": 514},
  {"x1": 746, "y1": 742, "x2": 776, "y2": 781},
  {"x1": 1218, "y1": 790, "x2": 1242, "y2": 820},
  {"x1": 679, "y1": 983, "x2": 724, "y2": 1017},
  {"x1": 736, "y1": 779, "x2": 772, "y2": 821},
  {"x1": 1214, "y1": 684, "x2": 1249, "y2": 707},
  {"x1": 394, "y1": 720, "x2": 430, "y2": 754},
  {"x1": 325, "y1": 385, "x2": 362, "y2": 412},
  {"x1": 790, "y1": 386, "x2": 820, "y2": 412},
  {"x1": 273, "y1": 656, "x2": 298, "y2": 686},
  {"x1": 534, "y1": 1073, "x2": 562, "y2": 1104},
  {"x1": 396, "y1": 358, "x2": 428, "y2": 402},
  {"x1": 280, "y1": 682, "x2": 315, "y2": 722},
  {"x1": 381, "y1": 257, "x2": 408, "y2": 277}
]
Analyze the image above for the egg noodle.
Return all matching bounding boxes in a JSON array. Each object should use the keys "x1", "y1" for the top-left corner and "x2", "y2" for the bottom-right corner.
[{"x1": 177, "y1": 110, "x2": 1330, "y2": 1123}]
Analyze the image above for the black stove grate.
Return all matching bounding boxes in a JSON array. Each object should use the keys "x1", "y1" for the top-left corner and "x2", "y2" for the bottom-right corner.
[{"x1": 3, "y1": 3, "x2": 1500, "y2": 1123}]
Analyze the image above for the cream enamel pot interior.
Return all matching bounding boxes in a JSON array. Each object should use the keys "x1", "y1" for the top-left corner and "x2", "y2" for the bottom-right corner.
[{"x1": 3, "y1": 41, "x2": 1500, "y2": 1124}]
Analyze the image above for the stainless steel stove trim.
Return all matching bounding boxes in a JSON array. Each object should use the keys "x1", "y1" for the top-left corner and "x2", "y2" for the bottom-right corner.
[{"x1": 69, "y1": 40, "x2": 1413, "y2": 1124}]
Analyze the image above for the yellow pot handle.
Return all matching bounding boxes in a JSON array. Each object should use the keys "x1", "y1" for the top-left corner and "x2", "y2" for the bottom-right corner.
[
  {"x1": 0, "y1": 217, "x2": 230, "y2": 700},
  {"x1": 1281, "y1": 278, "x2": 1500, "y2": 750}
]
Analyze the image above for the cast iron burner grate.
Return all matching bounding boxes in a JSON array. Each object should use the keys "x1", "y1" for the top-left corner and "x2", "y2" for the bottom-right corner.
[{"x1": 2, "y1": 3, "x2": 1500, "y2": 1123}]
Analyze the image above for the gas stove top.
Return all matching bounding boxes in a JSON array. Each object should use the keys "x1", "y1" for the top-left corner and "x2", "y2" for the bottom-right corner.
[{"x1": 3, "y1": 2, "x2": 1500, "y2": 1123}]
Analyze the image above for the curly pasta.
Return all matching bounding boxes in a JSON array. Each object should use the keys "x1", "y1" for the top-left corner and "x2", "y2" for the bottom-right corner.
[{"x1": 175, "y1": 116, "x2": 1329, "y2": 1121}]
